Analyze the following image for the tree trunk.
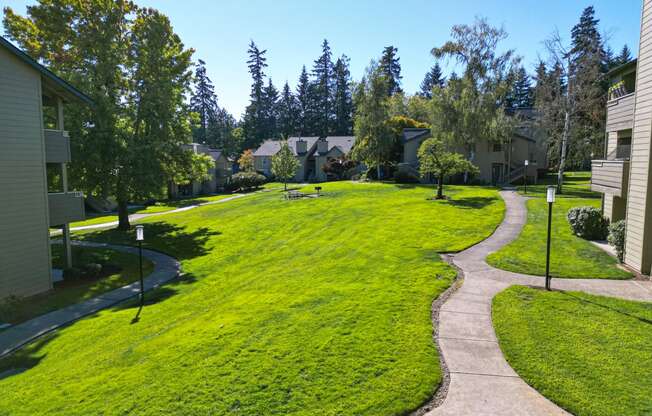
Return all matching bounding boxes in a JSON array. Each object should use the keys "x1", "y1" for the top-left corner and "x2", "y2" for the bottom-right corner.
[
  {"x1": 116, "y1": 177, "x2": 130, "y2": 230},
  {"x1": 557, "y1": 109, "x2": 570, "y2": 194},
  {"x1": 284, "y1": 181, "x2": 287, "y2": 191},
  {"x1": 437, "y1": 174, "x2": 444, "y2": 199},
  {"x1": 376, "y1": 164, "x2": 382, "y2": 181}
]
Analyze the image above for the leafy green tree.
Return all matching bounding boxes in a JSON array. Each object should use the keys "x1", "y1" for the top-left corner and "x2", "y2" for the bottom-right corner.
[
  {"x1": 312, "y1": 39, "x2": 334, "y2": 136},
  {"x1": 418, "y1": 136, "x2": 478, "y2": 199},
  {"x1": 4, "y1": 1, "x2": 209, "y2": 230},
  {"x1": 379, "y1": 46, "x2": 402, "y2": 95},
  {"x1": 430, "y1": 18, "x2": 518, "y2": 180},
  {"x1": 238, "y1": 149, "x2": 255, "y2": 172},
  {"x1": 333, "y1": 55, "x2": 353, "y2": 135},
  {"x1": 190, "y1": 59, "x2": 218, "y2": 143},
  {"x1": 388, "y1": 93, "x2": 430, "y2": 124},
  {"x1": 271, "y1": 142, "x2": 300, "y2": 190},
  {"x1": 419, "y1": 63, "x2": 445, "y2": 98},
  {"x1": 350, "y1": 63, "x2": 394, "y2": 179},
  {"x1": 208, "y1": 107, "x2": 238, "y2": 153},
  {"x1": 278, "y1": 82, "x2": 299, "y2": 137}
]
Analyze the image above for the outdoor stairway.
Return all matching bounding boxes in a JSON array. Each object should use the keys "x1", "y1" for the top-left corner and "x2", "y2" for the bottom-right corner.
[{"x1": 506, "y1": 165, "x2": 526, "y2": 184}]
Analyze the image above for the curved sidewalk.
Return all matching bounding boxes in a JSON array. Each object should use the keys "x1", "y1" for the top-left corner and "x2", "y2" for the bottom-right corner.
[
  {"x1": 428, "y1": 190, "x2": 652, "y2": 416},
  {"x1": 0, "y1": 241, "x2": 180, "y2": 359}
]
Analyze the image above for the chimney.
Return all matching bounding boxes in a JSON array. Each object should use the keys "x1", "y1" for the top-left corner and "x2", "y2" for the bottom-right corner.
[
  {"x1": 317, "y1": 137, "x2": 329, "y2": 154},
  {"x1": 296, "y1": 139, "x2": 307, "y2": 154}
]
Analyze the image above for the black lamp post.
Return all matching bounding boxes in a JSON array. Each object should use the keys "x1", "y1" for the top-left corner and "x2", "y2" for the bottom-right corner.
[
  {"x1": 545, "y1": 186, "x2": 555, "y2": 290},
  {"x1": 524, "y1": 160, "x2": 529, "y2": 194},
  {"x1": 315, "y1": 186, "x2": 322, "y2": 196},
  {"x1": 136, "y1": 224, "x2": 145, "y2": 305}
]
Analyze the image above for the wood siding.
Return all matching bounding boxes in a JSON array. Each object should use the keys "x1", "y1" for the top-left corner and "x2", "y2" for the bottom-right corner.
[
  {"x1": 606, "y1": 93, "x2": 636, "y2": 132},
  {"x1": 591, "y1": 160, "x2": 629, "y2": 197},
  {"x1": 0, "y1": 47, "x2": 52, "y2": 298},
  {"x1": 44, "y1": 129, "x2": 71, "y2": 163},
  {"x1": 625, "y1": 0, "x2": 652, "y2": 274}
]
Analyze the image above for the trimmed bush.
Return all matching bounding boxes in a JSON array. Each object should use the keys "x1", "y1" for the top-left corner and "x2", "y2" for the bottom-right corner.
[
  {"x1": 83, "y1": 263, "x2": 103, "y2": 278},
  {"x1": 567, "y1": 206, "x2": 609, "y2": 240},
  {"x1": 394, "y1": 167, "x2": 420, "y2": 183},
  {"x1": 608, "y1": 220, "x2": 626, "y2": 263},
  {"x1": 231, "y1": 172, "x2": 266, "y2": 191}
]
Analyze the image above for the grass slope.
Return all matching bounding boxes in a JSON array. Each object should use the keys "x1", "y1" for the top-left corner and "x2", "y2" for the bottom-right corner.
[
  {"x1": 493, "y1": 285, "x2": 652, "y2": 416},
  {"x1": 0, "y1": 182, "x2": 503, "y2": 415},
  {"x1": 487, "y1": 172, "x2": 630, "y2": 279},
  {"x1": 0, "y1": 246, "x2": 154, "y2": 325}
]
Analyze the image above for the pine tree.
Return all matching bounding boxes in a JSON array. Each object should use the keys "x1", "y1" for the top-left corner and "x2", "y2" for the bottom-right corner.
[
  {"x1": 243, "y1": 40, "x2": 269, "y2": 148},
  {"x1": 419, "y1": 63, "x2": 445, "y2": 98},
  {"x1": 312, "y1": 39, "x2": 334, "y2": 136},
  {"x1": 190, "y1": 59, "x2": 218, "y2": 143},
  {"x1": 207, "y1": 107, "x2": 237, "y2": 154},
  {"x1": 506, "y1": 67, "x2": 533, "y2": 108},
  {"x1": 295, "y1": 66, "x2": 312, "y2": 136},
  {"x1": 262, "y1": 78, "x2": 279, "y2": 139},
  {"x1": 617, "y1": 44, "x2": 633, "y2": 65},
  {"x1": 333, "y1": 55, "x2": 353, "y2": 135},
  {"x1": 379, "y1": 46, "x2": 402, "y2": 95},
  {"x1": 278, "y1": 81, "x2": 299, "y2": 137}
]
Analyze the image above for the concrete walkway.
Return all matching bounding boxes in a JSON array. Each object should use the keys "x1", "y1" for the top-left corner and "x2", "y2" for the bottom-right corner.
[
  {"x1": 428, "y1": 190, "x2": 652, "y2": 416},
  {"x1": 0, "y1": 241, "x2": 180, "y2": 359}
]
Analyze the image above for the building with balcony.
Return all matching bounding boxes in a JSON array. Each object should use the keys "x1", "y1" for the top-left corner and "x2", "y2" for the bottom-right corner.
[
  {"x1": 168, "y1": 143, "x2": 232, "y2": 198},
  {"x1": 0, "y1": 36, "x2": 92, "y2": 299},
  {"x1": 592, "y1": 0, "x2": 652, "y2": 275}
]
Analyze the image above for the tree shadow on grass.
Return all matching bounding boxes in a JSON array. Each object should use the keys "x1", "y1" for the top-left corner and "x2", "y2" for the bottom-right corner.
[
  {"x1": 0, "y1": 330, "x2": 60, "y2": 380},
  {"x1": 80, "y1": 222, "x2": 221, "y2": 261},
  {"x1": 447, "y1": 196, "x2": 498, "y2": 209},
  {"x1": 561, "y1": 291, "x2": 652, "y2": 326}
]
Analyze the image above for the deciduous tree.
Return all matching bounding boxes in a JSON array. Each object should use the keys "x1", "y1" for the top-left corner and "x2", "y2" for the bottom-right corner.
[
  {"x1": 418, "y1": 135, "x2": 479, "y2": 199},
  {"x1": 271, "y1": 142, "x2": 300, "y2": 190}
]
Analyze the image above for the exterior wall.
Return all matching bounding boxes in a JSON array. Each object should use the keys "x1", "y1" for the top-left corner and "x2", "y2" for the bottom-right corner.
[
  {"x1": 0, "y1": 47, "x2": 52, "y2": 298},
  {"x1": 471, "y1": 141, "x2": 508, "y2": 183},
  {"x1": 403, "y1": 139, "x2": 421, "y2": 166},
  {"x1": 254, "y1": 156, "x2": 272, "y2": 175},
  {"x1": 624, "y1": 0, "x2": 652, "y2": 274},
  {"x1": 215, "y1": 155, "x2": 231, "y2": 186}
]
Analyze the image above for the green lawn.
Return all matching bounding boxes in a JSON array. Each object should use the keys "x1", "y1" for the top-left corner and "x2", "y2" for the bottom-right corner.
[
  {"x1": 69, "y1": 194, "x2": 235, "y2": 228},
  {"x1": 493, "y1": 285, "x2": 652, "y2": 416},
  {"x1": 0, "y1": 182, "x2": 504, "y2": 415},
  {"x1": 487, "y1": 172, "x2": 631, "y2": 279},
  {"x1": 0, "y1": 245, "x2": 153, "y2": 325}
]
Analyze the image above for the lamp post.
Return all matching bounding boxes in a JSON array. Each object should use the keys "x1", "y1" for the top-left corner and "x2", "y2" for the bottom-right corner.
[
  {"x1": 136, "y1": 225, "x2": 145, "y2": 306},
  {"x1": 545, "y1": 186, "x2": 555, "y2": 291},
  {"x1": 524, "y1": 160, "x2": 529, "y2": 194}
]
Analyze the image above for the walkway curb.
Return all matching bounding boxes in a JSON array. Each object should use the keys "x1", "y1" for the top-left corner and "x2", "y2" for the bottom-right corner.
[
  {"x1": 427, "y1": 190, "x2": 652, "y2": 416},
  {"x1": 0, "y1": 242, "x2": 180, "y2": 359}
]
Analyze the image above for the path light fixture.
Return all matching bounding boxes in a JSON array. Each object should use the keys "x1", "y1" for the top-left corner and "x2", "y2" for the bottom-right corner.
[
  {"x1": 524, "y1": 160, "x2": 529, "y2": 194},
  {"x1": 136, "y1": 225, "x2": 145, "y2": 306},
  {"x1": 315, "y1": 186, "x2": 322, "y2": 196},
  {"x1": 545, "y1": 186, "x2": 555, "y2": 291}
]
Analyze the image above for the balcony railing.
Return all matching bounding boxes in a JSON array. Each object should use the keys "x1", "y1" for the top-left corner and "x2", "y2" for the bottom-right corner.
[
  {"x1": 606, "y1": 93, "x2": 635, "y2": 132},
  {"x1": 48, "y1": 191, "x2": 85, "y2": 226},
  {"x1": 44, "y1": 129, "x2": 71, "y2": 164},
  {"x1": 591, "y1": 160, "x2": 630, "y2": 198},
  {"x1": 606, "y1": 144, "x2": 631, "y2": 161}
]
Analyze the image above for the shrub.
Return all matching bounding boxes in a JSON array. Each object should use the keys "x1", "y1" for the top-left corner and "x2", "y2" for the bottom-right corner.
[
  {"x1": 608, "y1": 220, "x2": 626, "y2": 263},
  {"x1": 63, "y1": 267, "x2": 84, "y2": 280},
  {"x1": 322, "y1": 157, "x2": 357, "y2": 180},
  {"x1": 89, "y1": 252, "x2": 110, "y2": 265},
  {"x1": 83, "y1": 263, "x2": 103, "y2": 278},
  {"x1": 231, "y1": 172, "x2": 266, "y2": 191},
  {"x1": 567, "y1": 206, "x2": 609, "y2": 240},
  {"x1": 394, "y1": 169, "x2": 419, "y2": 183}
]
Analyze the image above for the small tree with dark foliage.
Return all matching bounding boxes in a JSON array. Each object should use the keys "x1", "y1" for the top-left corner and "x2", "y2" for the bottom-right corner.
[{"x1": 322, "y1": 157, "x2": 356, "y2": 180}]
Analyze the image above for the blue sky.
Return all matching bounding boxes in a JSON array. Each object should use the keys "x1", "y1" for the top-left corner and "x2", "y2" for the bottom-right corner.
[{"x1": 2, "y1": 0, "x2": 643, "y2": 117}]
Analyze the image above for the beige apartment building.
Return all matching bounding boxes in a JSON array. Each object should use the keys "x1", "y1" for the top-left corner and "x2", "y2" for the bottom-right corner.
[
  {"x1": 1, "y1": 36, "x2": 91, "y2": 299},
  {"x1": 168, "y1": 143, "x2": 232, "y2": 198},
  {"x1": 592, "y1": 0, "x2": 652, "y2": 275}
]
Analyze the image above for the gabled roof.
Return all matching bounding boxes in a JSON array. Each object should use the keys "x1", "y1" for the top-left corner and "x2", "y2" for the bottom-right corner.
[
  {"x1": 402, "y1": 128, "x2": 431, "y2": 143},
  {"x1": 253, "y1": 136, "x2": 356, "y2": 157},
  {"x1": 0, "y1": 35, "x2": 93, "y2": 106},
  {"x1": 607, "y1": 59, "x2": 637, "y2": 78}
]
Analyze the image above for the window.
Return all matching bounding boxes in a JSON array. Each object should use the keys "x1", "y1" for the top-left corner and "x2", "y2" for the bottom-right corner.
[{"x1": 492, "y1": 143, "x2": 503, "y2": 152}]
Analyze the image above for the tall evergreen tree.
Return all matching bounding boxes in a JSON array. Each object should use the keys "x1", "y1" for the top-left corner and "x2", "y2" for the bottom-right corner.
[
  {"x1": 333, "y1": 55, "x2": 353, "y2": 135},
  {"x1": 506, "y1": 67, "x2": 533, "y2": 108},
  {"x1": 278, "y1": 81, "x2": 299, "y2": 137},
  {"x1": 190, "y1": 59, "x2": 218, "y2": 143},
  {"x1": 379, "y1": 46, "x2": 402, "y2": 95},
  {"x1": 419, "y1": 63, "x2": 445, "y2": 98},
  {"x1": 312, "y1": 39, "x2": 334, "y2": 136},
  {"x1": 262, "y1": 78, "x2": 279, "y2": 139},
  {"x1": 295, "y1": 66, "x2": 313, "y2": 136},
  {"x1": 616, "y1": 44, "x2": 633, "y2": 65},
  {"x1": 208, "y1": 107, "x2": 238, "y2": 154},
  {"x1": 242, "y1": 40, "x2": 268, "y2": 148}
]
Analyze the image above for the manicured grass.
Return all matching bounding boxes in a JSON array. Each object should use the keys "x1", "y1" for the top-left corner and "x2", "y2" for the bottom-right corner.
[
  {"x1": 0, "y1": 246, "x2": 153, "y2": 325},
  {"x1": 0, "y1": 182, "x2": 503, "y2": 415},
  {"x1": 487, "y1": 172, "x2": 631, "y2": 279},
  {"x1": 70, "y1": 194, "x2": 235, "y2": 228},
  {"x1": 493, "y1": 285, "x2": 652, "y2": 416}
]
